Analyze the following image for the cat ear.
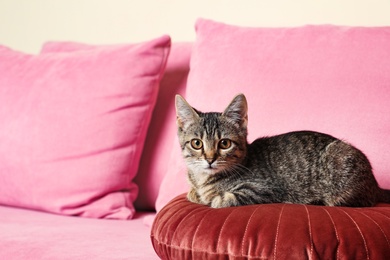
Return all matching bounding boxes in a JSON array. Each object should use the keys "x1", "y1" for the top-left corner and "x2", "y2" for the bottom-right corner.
[
  {"x1": 223, "y1": 94, "x2": 248, "y2": 128},
  {"x1": 175, "y1": 95, "x2": 200, "y2": 129}
]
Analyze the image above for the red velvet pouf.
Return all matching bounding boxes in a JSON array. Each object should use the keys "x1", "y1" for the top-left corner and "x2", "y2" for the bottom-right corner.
[{"x1": 152, "y1": 194, "x2": 390, "y2": 259}]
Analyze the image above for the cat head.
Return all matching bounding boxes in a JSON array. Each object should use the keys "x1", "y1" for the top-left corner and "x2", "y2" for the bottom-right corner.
[{"x1": 175, "y1": 94, "x2": 248, "y2": 176}]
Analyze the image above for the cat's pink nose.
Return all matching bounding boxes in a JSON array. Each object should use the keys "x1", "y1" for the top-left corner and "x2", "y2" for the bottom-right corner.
[{"x1": 206, "y1": 158, "x2": 216, "y2": 166}]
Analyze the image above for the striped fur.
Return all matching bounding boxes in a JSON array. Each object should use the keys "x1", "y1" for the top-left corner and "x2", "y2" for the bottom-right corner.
[{"x1": 175, "y1": 94, "x2": 390, "y2": 208}]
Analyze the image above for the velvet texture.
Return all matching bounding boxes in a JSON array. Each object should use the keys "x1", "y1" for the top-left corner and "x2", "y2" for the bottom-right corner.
[
  {"x1": 0, "y1": 206, "x2": 157, "y2": 259},
  {"x1": 0, "y1": 35, "x2": 171, "y2": 219},
  {"x1": 41, "y1": 41, "x2": 192, "y2": 211},
  {"x1": 152, "y1": 194, "x2": 390, "y2": 259}
]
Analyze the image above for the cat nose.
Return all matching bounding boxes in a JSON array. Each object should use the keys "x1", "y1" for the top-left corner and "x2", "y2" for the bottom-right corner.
[{"x1": 206, "y1": 158, "x2": 216, "y2": 166}]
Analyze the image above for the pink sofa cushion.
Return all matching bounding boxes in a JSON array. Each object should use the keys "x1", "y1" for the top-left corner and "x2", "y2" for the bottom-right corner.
[
  {"x1": 156, "y1": 19, "x2": 390, "y2": 211},
  {"x1": 0, "y1": 35, "x2": 171, "y2": 219},
  {"x1": 41, "y1": 42, "x2": 192, "y2": 210},
  {"x1": 0, "y1": 206, "x2": 158, "y2": 259}
]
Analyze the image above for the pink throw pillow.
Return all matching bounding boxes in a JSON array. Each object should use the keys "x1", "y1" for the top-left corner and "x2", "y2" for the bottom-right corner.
[
  {"x1": 156, "y1": 19, "x2": 390, "y2": 211},
  {"x1": 41, "y1": 42, "x2": 192, "y2": 210},
  {"x1": 0, "y1": 35, "x2": 171, "y2": 219}
]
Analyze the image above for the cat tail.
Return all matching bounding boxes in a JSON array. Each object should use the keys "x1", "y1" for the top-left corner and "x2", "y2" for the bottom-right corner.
[{"x1": 379, "y1": 189, "x2": 390, "y2": 203}]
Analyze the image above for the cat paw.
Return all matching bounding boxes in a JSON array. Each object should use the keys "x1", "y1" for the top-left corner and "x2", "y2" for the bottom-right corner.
[
  {"x1": 211, "y1": 192, "x2": 238, "y2": 208},
  {"x1": 187, "y1": 189, "x2": 202, "y2": 204}
]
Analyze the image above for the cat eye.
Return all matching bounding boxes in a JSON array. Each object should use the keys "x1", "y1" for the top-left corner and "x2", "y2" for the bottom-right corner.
[
  {"x1": 219, "y1": 139, "x2": 232, "y2": 149},
  {"x1": 190, "y1": 139, "x2": 203, "y2": 150}
]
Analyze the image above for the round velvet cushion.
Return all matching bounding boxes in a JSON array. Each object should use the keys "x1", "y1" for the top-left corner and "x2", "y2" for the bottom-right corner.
[{"x1": 151, "y1": 194, "x2": 390, "y2": 259}]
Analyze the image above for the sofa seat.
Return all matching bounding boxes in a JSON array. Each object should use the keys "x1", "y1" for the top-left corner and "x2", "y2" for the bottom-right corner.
[{"x1": 0, "y1": 205, "x2": 158, "y2": 259}]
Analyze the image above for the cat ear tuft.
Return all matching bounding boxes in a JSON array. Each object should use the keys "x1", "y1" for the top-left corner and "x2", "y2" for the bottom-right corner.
[
  {"x1": 175, "y1": 95, "x2": 199, "y2": 129},
  {"x1": 223, "y1": 94, "x2": 248, "y2": 128}
]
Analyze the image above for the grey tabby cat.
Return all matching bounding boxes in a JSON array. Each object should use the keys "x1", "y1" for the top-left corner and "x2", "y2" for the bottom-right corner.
[{"x1": 175, "y1": 94, "x2": 390, "y2": 208}]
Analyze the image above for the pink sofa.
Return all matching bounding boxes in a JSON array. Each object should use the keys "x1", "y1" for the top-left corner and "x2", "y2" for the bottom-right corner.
[
  {"x1": 1, "y1": 19, "x2": 390, "y2": 259},
  {"x1": 0, "y1": 37, "x2": 191, "y2": 259}
]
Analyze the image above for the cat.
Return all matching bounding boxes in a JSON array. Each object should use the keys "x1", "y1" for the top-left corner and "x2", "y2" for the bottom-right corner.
[{"x1": 175, "y1": 93, "x2": 390, "y2": 208}]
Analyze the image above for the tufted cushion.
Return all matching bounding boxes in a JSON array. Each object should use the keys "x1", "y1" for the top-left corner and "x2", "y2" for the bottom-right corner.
[{"x1": 151, "y1": 194, "x2": 390, "y2": 259}]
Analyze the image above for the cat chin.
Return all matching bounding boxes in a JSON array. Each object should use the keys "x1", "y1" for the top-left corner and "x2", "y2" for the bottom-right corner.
[
  {"x1": 200, "y1": 167, "x2": 223, "y2": 175},
  {"x1": 190, "y1": 167, "x2": 217, "y2": 176}
]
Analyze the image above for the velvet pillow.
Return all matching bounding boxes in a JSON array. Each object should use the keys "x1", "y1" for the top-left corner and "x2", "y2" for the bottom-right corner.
[
  {"x1": 152, "y1": 194, "x2": 390, "y2": 259},
  {"x1": 0, "y1": 35, "x2": 171, "y2": 219},
  {"x1": 41, "y1": 42, "x2": 192, "y2": 211},
  {"x1": 156, "y1": 19, "x2": 390, "y2": 211}
]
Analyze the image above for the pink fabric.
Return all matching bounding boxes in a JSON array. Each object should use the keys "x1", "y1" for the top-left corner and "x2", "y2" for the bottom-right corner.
[
  {"x1": 156, "y1": 19, "x2": 390, "y2": 211},
  {"x1": 134, "y1": 43, "x2": 191, "y2": 210},
  {"x1": 42, "y1": 42, "x2": 192, "y2": 210},
  {"x1": 0, "y1": 205, "x2": 158, "y2": 259},
  {"x1": 155, "y1": 136, "x2": 189, "y2": 211},
  {"x1": 0, "y1": 35, "x2": 171, "y2": 219}
]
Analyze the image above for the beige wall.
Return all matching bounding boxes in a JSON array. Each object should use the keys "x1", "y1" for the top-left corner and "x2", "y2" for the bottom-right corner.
[{"x1": 1, "y1": 0, "x2": 390, "y2": 53}]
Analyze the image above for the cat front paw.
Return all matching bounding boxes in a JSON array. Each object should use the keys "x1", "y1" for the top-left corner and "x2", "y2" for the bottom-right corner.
[
  {"x1": 211, "y1": 192, "x2": 238, "y2": 208},
  {"x1": 187, "y1": 188, "x2": 202, "y2": 204}
]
